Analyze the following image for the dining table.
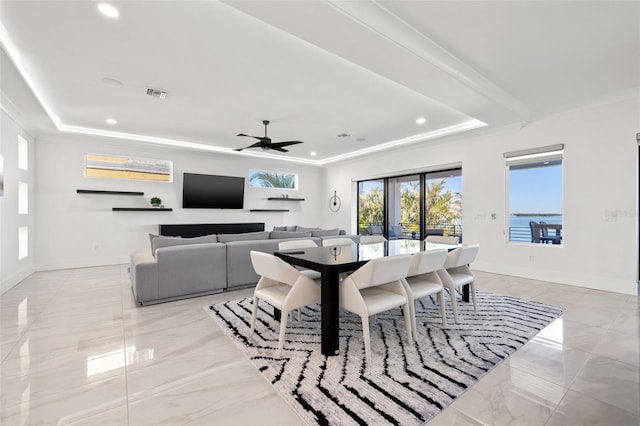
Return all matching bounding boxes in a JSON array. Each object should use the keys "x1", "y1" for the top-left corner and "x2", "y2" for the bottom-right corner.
[{"x1": 274, "y1": 239, "x2": 464, "y2": 356}]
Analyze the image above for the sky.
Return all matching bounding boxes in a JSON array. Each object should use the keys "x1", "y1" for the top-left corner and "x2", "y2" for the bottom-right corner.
[
  {"x1": 359, "y1": 164, "x2": 562, "y2": 215},
  {"x1": 509, "y1": 164, "x2": 562, "y2": 214}
]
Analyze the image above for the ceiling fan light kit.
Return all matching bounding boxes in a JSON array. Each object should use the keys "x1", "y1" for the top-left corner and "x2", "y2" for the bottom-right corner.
[{"x1": 235, "y1": 120, "x2": 303, "y2": 153}]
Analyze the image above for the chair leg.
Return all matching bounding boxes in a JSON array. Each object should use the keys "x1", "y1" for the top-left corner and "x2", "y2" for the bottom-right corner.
[
  {"x1": 402, "y1": 304, "x2": 413, "y2": 345},
  {"x1": 277, "y1": 309, "x2": 289, "y2": 358},
  {"x1": 250, "y1": 296, "x2": 259, "y2": 333},
  {"x1": 411, "y1": 300, "x2": 418, "y2": 341},
  {"x1": 437, "y1": 291, "x2": 447, "y2": 326},
  {"x1": 361, "y1": 314, "x2": 372, "y2": 366},
  {"x1": 448, "y1": 288, "x2": 460, "y2": 323},
  {"x1": 470, "y1": 281, "x2": 478, "y2": 312}
]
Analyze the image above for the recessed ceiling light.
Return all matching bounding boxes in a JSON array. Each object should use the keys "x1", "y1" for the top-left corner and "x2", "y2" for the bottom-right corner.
[
  {"x1": 356, "y1": 138, "x2": 366, "y2": 142},
  {"x1": 97, "y1": 3, "x2": 119, "y2": 18},
  {"x1": 106, "y1": 118, "x2": 118, "y2": 125},
  {"x1": 337, "y1": 133, "x2": 350, "y2": 138},
  {"x1": 310, "y1": 151, "x2": 317, "y2": 156},
  {"x1": 416, "y1": 117, "x2": 427, "y2": 125}
]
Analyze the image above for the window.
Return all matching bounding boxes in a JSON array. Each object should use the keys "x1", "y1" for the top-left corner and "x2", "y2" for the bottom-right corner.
[
  {"x1": 248, "y1": 170, "x2": 298, "y2": 189},
  {"x1": 18, "y1": 135, "x2": 28, "y2": 171},
  {"x1": 506, "y1": 145, "x2": 564, "y2": 244},
  {"x1": 18, "y1": 182, "x2": 28, "y2": 214},
  {"x1": 18, "y1": 226, "x2": 28, "y2": 260}
]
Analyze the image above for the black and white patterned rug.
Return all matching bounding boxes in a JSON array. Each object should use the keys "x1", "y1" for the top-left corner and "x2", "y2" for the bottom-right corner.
[{"x1": 207, "y1": 291, "x2": 564, "y2": 425}]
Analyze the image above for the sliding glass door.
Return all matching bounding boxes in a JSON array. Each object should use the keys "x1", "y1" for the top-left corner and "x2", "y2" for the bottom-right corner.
[
  {"x1": 357, "y1": 180, "x2": 385, "y2": 236},
  {"x1": 424, "y1": 169, "x2": 462, "y2": 237},
  {"x1": 388, "y1": 175, "x2": 421, "y2": 240},
  {"x1": 358, "y1": 168, "x2": 462, "y2": 240}
]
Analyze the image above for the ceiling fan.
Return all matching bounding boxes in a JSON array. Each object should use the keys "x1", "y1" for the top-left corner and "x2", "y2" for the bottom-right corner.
[{"x1": 235, "y1": 120, "x2": 303, "y2": 152}]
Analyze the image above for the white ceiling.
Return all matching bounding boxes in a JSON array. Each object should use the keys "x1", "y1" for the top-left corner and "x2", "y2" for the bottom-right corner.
[{"x1": 1, "y1": 1, "x2": 638, "y2": 165}]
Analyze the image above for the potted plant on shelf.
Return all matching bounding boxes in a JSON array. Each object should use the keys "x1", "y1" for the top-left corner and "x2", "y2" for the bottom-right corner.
[{"x1": 150, "y1": 197, "x2": 162, "y2": 208}]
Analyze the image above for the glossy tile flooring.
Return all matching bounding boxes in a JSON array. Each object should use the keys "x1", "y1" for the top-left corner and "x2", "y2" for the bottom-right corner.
[{"x1": 0, "y1": 265, "x2": 638, "y2": 425}]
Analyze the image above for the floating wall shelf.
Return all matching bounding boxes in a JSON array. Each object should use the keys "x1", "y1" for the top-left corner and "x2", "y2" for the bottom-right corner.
[
  {"x1": 267, "y1": 197, "x2": 304, "y2": 201},
  {"x1": 249, "y1": 209, "x2": 289, "y2": 212},
  {"x1": 77, "y1": 189, "x2": 144, "y2": 196},
  {"x1": 112, "y1": 208, "x2": 173, "y2": 212}
]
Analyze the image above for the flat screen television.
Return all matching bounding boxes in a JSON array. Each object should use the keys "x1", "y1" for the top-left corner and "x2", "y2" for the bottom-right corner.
[{"x1": 182, "y1": 173, "x2": 245, "y2": 209}]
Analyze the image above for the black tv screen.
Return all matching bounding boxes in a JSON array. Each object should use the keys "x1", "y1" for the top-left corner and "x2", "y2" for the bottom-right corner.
[{"x1": 182, "y1": 173, "x2": 245, "y2": 209}]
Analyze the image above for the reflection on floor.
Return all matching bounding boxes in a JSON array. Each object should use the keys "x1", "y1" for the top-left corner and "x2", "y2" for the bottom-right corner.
[{"x1": 1, "y1": 266, "x2": 638, "y2": 425}]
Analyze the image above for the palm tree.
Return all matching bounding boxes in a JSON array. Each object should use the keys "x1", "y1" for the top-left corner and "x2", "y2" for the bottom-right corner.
[
  {"x1": 425, "y1": 179, "x2": 462, "y2": 229},
  {"x1": 249, "y1": 171, "x2": 296, "y2": 188}
]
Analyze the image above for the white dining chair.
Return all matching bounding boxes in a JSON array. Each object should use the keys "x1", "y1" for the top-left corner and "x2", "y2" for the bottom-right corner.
[
  {"x1": 322, "y1": 237, "x2": 355, "y2": 246},
  {"x1": 278, "y1": 239, "x2": 321, "y2": 281},
  {"x1": 437, "y1": 244, "x2": 480, "y2": 323},
  {"x1": 339, "y1": 254, "x2": 413, "y2": 365},
  {"x1": 402, "y1": 249, "x2": 448, "y2": 340},
  {"x1": 249, "y1": 251, "x2": 321, "y2": 357},
  {"x1": 359, "y1": 235, "x2": 387, "y2": 244},
  {"x1": 425, "y1": 235, "x2": 459, "y2": 244}
]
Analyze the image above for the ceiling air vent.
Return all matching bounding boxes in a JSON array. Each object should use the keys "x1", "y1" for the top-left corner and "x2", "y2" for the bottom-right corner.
[{"x1": 145, "y1": 87, "x2": 168, "y2": 99}]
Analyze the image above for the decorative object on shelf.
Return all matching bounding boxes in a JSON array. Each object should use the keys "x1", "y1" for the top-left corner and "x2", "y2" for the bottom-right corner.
[
  {"x1": 329, "y1": 190, "x2": 341, "y2": 212},
  {"x1": 150, "y1": 197, "x2": 162, "y2": 207}
]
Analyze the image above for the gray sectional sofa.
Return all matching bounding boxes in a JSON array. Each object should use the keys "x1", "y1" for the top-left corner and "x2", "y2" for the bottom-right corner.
[{"x1": 130, "y1": 226, "x2": 359, "y2": 305}]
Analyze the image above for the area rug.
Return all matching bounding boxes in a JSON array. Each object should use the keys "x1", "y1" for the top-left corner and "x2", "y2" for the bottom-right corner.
[{"x1": 207, "y1": 291, "x2": 564, "y2": 425}]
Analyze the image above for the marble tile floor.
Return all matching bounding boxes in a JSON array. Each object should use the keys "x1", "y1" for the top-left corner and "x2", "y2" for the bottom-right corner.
[{"x1": 0, "y1": 265, "x2": 638, "y2": 425}]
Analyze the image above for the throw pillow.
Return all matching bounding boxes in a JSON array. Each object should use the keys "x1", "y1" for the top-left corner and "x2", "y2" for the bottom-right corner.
[
  {"x1": 311, "y1": 228, "x2": 340, "y2": 237},
  {"x1": 217, "y1": 231, "x2": 270, "y2": 243},
  {"x1": 273, "y1": 226, "x2": 287, "y2": 231},
  {"x1": 152, "y1": 233, "x2": 218, "y2": 254},
  {"x1": 270, "y1": 230, "x2": 312, "y2": 240},
  {"x1": 295, "y1": 226, "x2": 321, "y2": 232}
]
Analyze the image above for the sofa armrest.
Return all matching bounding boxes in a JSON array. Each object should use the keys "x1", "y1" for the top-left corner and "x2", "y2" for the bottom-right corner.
[{"x1": 130, "y1": 251, "x2": 159, "y2": 304}]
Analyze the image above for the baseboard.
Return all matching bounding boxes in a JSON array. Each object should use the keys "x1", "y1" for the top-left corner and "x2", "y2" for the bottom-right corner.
[
  {"x1": 36, "y1": 255, "x2": 129, "y2": 272},
  {"x1": 1, "y1": 267, "x2": 36, "y2": 295},
  {"x1": 473, "y1": 260, "x2": 637, "y2": 296}
]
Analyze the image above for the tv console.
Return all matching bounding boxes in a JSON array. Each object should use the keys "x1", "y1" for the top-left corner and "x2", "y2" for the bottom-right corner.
[{"x1": 159, "y1": 223, "x2": 265, "y2": 238}]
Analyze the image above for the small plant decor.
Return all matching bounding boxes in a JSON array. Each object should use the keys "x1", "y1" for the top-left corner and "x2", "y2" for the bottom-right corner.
[{"x1": 150, "y1": 197, "x2": 162, "y2": 207}]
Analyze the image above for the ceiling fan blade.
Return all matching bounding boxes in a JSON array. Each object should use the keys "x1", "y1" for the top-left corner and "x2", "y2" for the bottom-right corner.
[
  {"x1": 272, "y1": 140, "x2": 303, "y2": 148},
  {"x1": 236, "y1": 133, "x2": 262, "y2": 140},
  {"x1": 270, "y1": 146, "x2": 289, "y2": 153},
  {"x1": 235, "y1": 141, "x2": 265, "y2": 151}
]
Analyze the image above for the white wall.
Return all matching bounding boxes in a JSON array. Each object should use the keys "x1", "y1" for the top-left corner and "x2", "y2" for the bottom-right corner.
[
  {"x1": 1, "y1": 109, "x2": 37, "y2": 294},
  {"x1": 324, "y1": 97, "x2": 639, "y2": 295},
  {"x1": 34, "y1": 135, "x2": 324, "y2": 271}
]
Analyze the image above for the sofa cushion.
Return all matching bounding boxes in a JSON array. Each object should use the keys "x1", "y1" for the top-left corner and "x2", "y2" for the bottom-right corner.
[
  {"x1": 149, "y1": 233, "x2": 179, "y2": 251},
  {"x1": 296, "y1": 226, "x2": 322, "y2": 232},
  {"x1": 311, "y1": 228, "x2": 340, "y2": 237},
  {"x1": 217, "y1": 231, "x2": 270, "y2": 243},
  {"x1": 270, "y1": 230, "x2": 312, "y2": 239},
  {"x1": 273, "y1": 225, "x2": 298, "y2": 231},
  {"x1": 152, "y1": 233, "x2": 218, "y2": 254}
]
